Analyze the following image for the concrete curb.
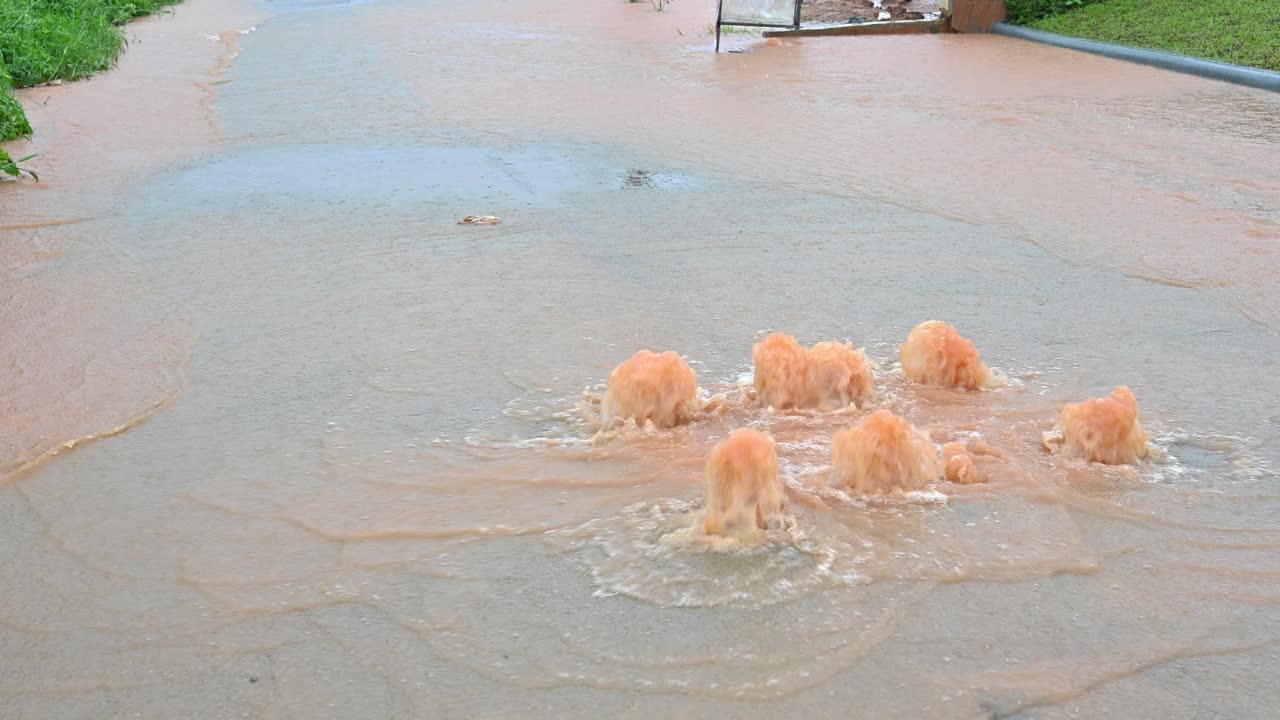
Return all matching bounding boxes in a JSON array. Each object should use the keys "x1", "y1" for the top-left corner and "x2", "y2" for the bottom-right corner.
[
  {"x1": 763, "y1": 19, "x2": 945, "y2": 38},
  {"x1": 992, "y1": 23, "x2": 1280, "y2": 94}
]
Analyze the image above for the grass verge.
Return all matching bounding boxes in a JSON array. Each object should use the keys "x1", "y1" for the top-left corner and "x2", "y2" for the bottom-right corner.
[
  {"x1": 1, "y1": 68, "x2": 31, "y2": 140},
  {"x1": 1027, "y1": 0, "x2": 1280, "y2": 72},
  {"x1": 1, "y1": 0, "x2": 180, "y2": 143},
  {"x1": 1006, "y1": 1, "x2": 1108, "y2": 25}
]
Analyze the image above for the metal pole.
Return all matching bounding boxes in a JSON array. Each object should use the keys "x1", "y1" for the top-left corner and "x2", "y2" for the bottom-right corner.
[{"x1": 715, "y1": 0, "x2": 723, "y2": 52}]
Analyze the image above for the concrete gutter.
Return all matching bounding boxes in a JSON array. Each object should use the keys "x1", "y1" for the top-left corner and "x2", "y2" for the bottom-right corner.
[
  {"x1": 992, "y1": 23, "x2": 1280, "y2": 94},
  {"x1": 763, "y1": 19, "x2": 946, "y2": 38}
]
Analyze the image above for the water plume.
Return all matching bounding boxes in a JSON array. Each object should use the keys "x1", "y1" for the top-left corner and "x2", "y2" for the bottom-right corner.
[
  {"x1": 753, "y1": 333, "x2": 874, "y2": 411},
  {"x1": 832, "y1": 409, "x2": 941, "y2": 493},
  {"x1": 942, "y1": 441, "x2": 988, "y2": 484},
  {"x1": 703, "y1": 428, "x2": 787, "y2": 537},
  {"x1": 599, "y1": 350, "x2": 700, "y2": 429},
  {"x1": 899, "y1": 320, "x2": 992, "y2": 390},
  {"x1": 806, "y1": 340, "x2": 875, "y2": 411},
  {"x1": 1053, "y1": 386, "x2": 1151, "y2": 465},
  {"x1": 753, "y1": 333, "x2": 809, "y2": 410},
  {"x1": 944, "y1": 452, "x2": 982, "y2": 484}
]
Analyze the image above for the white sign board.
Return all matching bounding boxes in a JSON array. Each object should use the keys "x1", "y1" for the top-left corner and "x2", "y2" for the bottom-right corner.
[{"x1": 718, "y1": 0, "x2": 800, "y2": 28}]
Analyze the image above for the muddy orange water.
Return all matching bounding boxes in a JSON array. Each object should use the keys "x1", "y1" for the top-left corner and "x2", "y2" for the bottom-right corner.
[{"x1": 2, "y1": 0, "x2": 1280, "y2": 716}]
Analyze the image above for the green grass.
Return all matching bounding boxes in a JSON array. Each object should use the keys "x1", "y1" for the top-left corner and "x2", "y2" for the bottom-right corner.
[
  {"x1": 1028, "y1": 0, "x2": 1280, "y2": 72},
  {"x1": 0, "y1": 0, "x2": 180, "y2": 142},
  {"x1": 1, "y1": 67, "x2": 31, "y2": 140},
  {"x1": 1, "y1": 147, "x2": 39, "y2": 180},
  {"x1": 706, "y1": 23, "x2": 762, "y2": 36},
  {"x1": 1006, "y1": 0, "x2": 1109, "y2": 25}
]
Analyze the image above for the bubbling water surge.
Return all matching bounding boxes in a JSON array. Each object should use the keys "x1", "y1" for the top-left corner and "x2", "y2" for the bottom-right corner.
[
  {"x1": 899, "y1": 320, "x2": 993, "y2": 390},
  {"x1": 753, "y1": 333, "x2": 874, "y2": 411},
  {"x1": 1049, "y1": 386, "x2": 1151, "y2": 465},
  {"x1": 702, "y1": 428, "x2": 787, "y2": 538},
  {"x1": 941, "y1": 440, "x2": 998, "y2": 485},
  {"x1": 600, "y1": 350, "x2": 701, "y2": 429},
  {"x1": 831, "y1": 409, "x2": 942, "y2": 493}
]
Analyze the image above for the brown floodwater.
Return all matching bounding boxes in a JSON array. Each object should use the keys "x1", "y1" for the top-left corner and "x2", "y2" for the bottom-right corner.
[{"x1": 2, "y1": 0, "x2": 1279, "y2": 717}]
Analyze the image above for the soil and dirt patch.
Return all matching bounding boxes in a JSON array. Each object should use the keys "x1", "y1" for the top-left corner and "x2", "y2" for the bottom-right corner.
[{"x1": 802, "y1": 0, "x2": 944, "y2": 25}]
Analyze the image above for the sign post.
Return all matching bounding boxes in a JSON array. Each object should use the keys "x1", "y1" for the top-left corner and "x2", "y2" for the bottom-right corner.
[{"x1": 716, "y1": 0, "x2": 802, "y2": 52}]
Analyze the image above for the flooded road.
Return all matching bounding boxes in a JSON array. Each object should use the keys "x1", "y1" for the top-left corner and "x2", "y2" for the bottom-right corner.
[{"x1": 3, "y1": 0, "x2": 1280, "y2": 716}]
